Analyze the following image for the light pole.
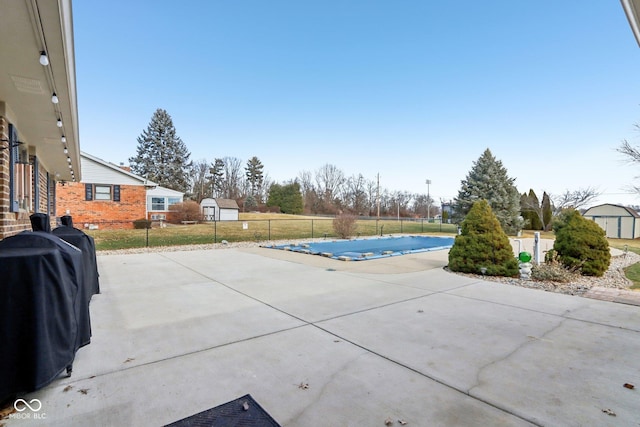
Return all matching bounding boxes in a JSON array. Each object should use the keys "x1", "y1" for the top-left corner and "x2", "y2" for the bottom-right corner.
[{"x1": 425, "y1": 179, "x2": 431, "y2": 221}]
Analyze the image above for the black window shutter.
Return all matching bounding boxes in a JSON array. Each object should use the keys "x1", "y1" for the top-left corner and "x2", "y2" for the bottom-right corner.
[
  {"x1": 113, "y1": 185, "x2": 121, "y2": 202},
  {"x1": 85, "y1": 184, "x2": 93, "y2": 201}
]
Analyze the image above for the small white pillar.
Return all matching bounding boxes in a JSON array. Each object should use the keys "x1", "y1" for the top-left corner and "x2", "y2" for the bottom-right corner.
[{"x1": 534, "y1": 232, "x2": 541, "y2": 265}]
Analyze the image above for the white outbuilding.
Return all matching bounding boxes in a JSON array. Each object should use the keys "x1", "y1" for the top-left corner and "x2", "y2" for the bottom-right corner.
[
  {"x1": 200, "y1": 198, "x2": 240, "y2": 221},
  {"x1": 582, "y1": 203, "x2": 640, "y2": 239}
]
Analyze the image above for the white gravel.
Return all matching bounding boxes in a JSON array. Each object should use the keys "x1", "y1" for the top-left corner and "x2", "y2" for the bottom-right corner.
[{"x1": 456, "y1": 251, "x2": 640, "y2": 296}]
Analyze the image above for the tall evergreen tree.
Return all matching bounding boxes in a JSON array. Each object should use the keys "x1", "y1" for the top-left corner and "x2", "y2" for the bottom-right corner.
[
  {"x1": 209, "y1": 158, "x2": 225, "y2": 197},
  {"x1": 453, "y1": 148, "x2": 522, "y2": 234},
  {"x1": 542, "y1": 192, "x2": 553, "y2": 231},
  {"x1": 528, "y1": 189, "x2": 542, "y2": 230},
  {"x1": 245, "y1": 156, "x2": 265, "y2": 201},
  {"x1": 129, "y1": 109, "x2": 191, "y2": 192},
  {"x1": 520, "y1": 189, "x2": 542, "y2": 230}
]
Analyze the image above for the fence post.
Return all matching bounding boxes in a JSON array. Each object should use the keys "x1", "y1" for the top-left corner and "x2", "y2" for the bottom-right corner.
[
  {"x1": 146, "y1": 226, "x2": 149, "y2": 247},
  {"x1": 214, "y1": 221, "x2": 217, "y2": 243},
  {"x1": 268, "y1": 219, "x2": 271, "y2": 240},
  {"x1": 421, "y1": 219, "x2": 424, "y2": 233},
  {"x1": 311, "y1": 219, "x2": 314, "y2": 239},
  {"x1": 401, "y1": 219, "x2": 403, "y2": 233}
]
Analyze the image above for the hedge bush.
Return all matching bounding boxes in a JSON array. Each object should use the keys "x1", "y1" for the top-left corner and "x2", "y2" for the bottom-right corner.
[
  {"x1": 133, "y1": 218, "x2": 152, "y2": 229},
  {"x1": 448, "y1": 199, "x2": 518, "y2": 276},
  {"x1": 552, "y1": 209, "x2": 610, "y2": 277}
]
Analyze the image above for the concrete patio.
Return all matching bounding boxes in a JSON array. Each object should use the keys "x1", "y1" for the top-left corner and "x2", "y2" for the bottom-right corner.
[{"x1": 5, "y1": 245, "x2": 640, "y2": 426}]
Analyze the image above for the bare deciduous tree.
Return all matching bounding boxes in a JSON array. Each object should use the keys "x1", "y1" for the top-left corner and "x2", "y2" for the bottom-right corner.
[
  {"x1": 342, "y1": 174, "x2": 368, "y2": 215},
  {"x1": 220, "y1": 156, "x2": 244, "y2": 200},
  {"x1": 315, "y1": 164, "x2": 345, "y2": 205},
  {"x1": 618, "y1": 133, "x2": 640, "y2": 194},
  {"x1": 551, "y1": 187, "x2": 600, "y2": 213},
  {"x1": 189, "y1": 159, "x2": 211, "y2": 202}
]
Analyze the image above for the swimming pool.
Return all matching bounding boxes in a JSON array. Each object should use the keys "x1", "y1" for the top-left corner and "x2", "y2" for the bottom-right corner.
[{"x1": 266, "y1": 235, "x2": 455, "y2": 261}]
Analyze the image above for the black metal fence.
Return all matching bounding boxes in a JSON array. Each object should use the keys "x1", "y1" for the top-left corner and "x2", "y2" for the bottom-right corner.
[{"x1": 83, "y1": 218, "x2": 459, "y2": 250}]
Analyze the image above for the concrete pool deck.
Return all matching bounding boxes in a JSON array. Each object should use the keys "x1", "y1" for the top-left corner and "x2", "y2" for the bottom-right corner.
[{"x1": 4, "y1": 245, "x2": 640, "y2": 426}]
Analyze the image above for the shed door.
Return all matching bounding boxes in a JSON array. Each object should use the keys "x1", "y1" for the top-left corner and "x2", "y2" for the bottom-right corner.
[
  {"x1": 203, "y1": 206, "x2": 216, "y2": 221},
  {"x1": 596, "y1": 217, "x2": 620, "y2": 238}
]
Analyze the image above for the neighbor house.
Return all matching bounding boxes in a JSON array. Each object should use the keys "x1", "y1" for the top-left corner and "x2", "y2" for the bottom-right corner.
[
  {"x1": 200, "y1": 198, "x2": 240, "y2": 221},
  {"x1": 57, "y1": 152, "x2": 152, "y2": 229},
  {"x1": 583, "y1": 204, "x2": 640, "y2": 239},
  {"x1": 147, "y1": 186, "x2": 184, "y2": 222},
  {"x1": 57, "y1": 152, "x2": 184, "y2": 229},
  {"x1": 0, "y1": 0, "x2": 80, "y2": 239}
]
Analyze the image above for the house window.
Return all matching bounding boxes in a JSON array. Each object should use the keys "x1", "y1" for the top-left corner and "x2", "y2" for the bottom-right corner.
[
  {"x1": 95, "y1": 185, "x2": 111, "y2": 200},
  {"x1": 168, "y1": 197, "x2": 181, "y2": 207},
  {"x1": 85, "y1": 184, "x2": 121, "y2": 201},
  {"x1": 9, "y1": 124, "x2": 33, "y2": 212},
  {"x1": 151, "y1": 197, "x2": 165, "y2": 210}
]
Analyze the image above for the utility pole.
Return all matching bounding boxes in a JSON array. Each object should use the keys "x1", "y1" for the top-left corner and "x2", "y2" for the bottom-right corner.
[
  {"x1": 425, "y1": 179, "x2": 431, "y2": 221},
  {"x1": 376, "y1": 173, "x2": 380, "y2": 220},
  {"x1": 376, "y1": 173, "x2": 380, "y2": 234}
]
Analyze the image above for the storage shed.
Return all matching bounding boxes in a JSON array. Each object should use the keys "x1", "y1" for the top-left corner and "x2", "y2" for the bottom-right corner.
[
  {"x1": 200, "y1": 198, "x2": 239, "y2": 221},
  {"x1": 583, "y1": 203, "x2": 640, "y2": 239}
]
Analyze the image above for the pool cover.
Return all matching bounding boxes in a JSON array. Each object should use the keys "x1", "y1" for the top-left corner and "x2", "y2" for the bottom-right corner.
[{"x1": 267, "y1": 235, "x2": 454, "y2": 261}]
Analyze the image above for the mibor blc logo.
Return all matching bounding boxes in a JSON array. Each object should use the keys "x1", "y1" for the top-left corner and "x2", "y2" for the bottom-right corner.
[{"x1": 10, "y1": 398, "x2": 47, "y2": 420}]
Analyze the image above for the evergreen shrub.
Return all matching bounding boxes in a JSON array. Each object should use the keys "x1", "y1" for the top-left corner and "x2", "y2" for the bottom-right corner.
[
  {"x1": 448, "y1": 200, "x2": 518, "y2": 276},
  {"x1": 133, "y1": 218, "x2": 152, "y2": 229},
  {"x1": 552, "y1": 209, "x2": 610, "y2": 277}
]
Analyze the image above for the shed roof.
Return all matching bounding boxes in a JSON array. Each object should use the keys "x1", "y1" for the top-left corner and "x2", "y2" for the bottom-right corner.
[
  {"x1": 215, "y1": 198, "x2": 239, "y2": 210},
  {"x1": 584, "y1": 203, "x2": 640, "y2": 218}
]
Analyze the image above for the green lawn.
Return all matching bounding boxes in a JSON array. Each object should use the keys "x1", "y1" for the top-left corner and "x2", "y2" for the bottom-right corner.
[{"x1": 608, "y1": 238, "x2": 640, "y2": 290}]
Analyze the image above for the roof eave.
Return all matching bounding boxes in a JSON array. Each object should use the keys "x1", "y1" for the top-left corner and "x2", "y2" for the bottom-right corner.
[{"x1": 622, "y1": 0, "x2": 640, "y2": 47}]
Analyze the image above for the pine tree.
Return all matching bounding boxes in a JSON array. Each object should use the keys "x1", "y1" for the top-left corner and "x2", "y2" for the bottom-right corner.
[
  {"x1": 552, "y1": 209, "x2": 610, "y2": 276},
  {"x1": 448, "y1": 200, "x2": 519, "y2": 276},
  {"x1": 520, "y1": 192, "x2": 532, "y2": 229},
  {"x1": 542, "y1": 192, "x2": 553, "y2": 231},
  {"x1": 453, "y1": 148, "x2": 522, "y2": 234},
  {"x1": 245, "y1": 156, "x2": 264, "y2": 201},
  {"x1": 520, "y1": 189, "x2": 542, "y2": 230},
  {"x1": 129, "y1": 109, "x2": 191, "y2": 192},
  {"x1": 209, "y1": 158, "x2": 225, "y2": 197}
]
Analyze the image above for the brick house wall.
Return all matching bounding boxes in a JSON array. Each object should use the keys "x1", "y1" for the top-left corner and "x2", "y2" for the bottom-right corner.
[
  {"x1": 57, "y1": 182, "x2": 147, "y2": 229},
  {"x1": 0, "y1": 116, "x2": 54, "y2": 239}
]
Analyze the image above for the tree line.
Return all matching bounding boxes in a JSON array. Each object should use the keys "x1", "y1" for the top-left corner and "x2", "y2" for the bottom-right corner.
[
  {"x1": 129, "y1": 109, "x2": 606, "y2": 226},
  {"x1": 129, "y1": 109, "x2": 439, "y2": 217}
]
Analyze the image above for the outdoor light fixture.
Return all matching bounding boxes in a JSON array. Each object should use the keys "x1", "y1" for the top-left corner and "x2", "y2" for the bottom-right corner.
[
  {"x1": 61, "y1": 135, "x2": 66, "y2": 143},
  {"x1": 39, "y1": 51, "x2": 49, "y2": 66},
  {"x1": 56, "y1": 118, "x2": 62, "y2": 128},
  {"x1": 63, "y1": 147, "x2": 68, "y2": 154},
  {"x1": 67, "y1": 157, "x2": 71, "y2": 163},
  {"x1": 68, "y1": 164, "x2": 72, "y2": 169},
  {"x1": 51, "y1": 93, "x2": 59, "y2": 104}
]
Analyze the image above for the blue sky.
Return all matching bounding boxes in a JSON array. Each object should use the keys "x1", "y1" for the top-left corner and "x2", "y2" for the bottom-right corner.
[{"x1": 74, "y1": 1, "x2": 640, "y2": 206}]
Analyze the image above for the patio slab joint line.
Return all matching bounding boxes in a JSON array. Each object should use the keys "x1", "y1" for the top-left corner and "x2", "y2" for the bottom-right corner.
[{"x1": 160, "y1": 253, "x2": 543, "y2": 427}]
